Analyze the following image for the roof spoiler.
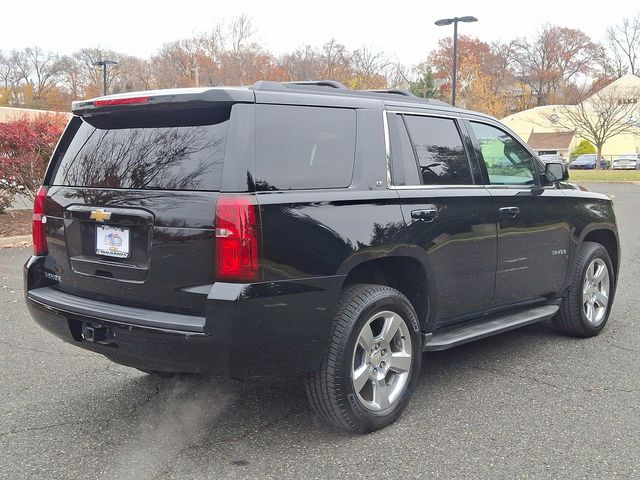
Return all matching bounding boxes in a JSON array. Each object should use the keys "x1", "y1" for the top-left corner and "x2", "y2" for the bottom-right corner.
[{"x1": 71, "y1": 88, "x2": 255, "y2": 115}]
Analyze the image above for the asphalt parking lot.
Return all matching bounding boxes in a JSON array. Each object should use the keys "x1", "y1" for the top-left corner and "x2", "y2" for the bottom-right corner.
[{"x1": 1, "y1": 183, "x2": 639, "y2": 480}]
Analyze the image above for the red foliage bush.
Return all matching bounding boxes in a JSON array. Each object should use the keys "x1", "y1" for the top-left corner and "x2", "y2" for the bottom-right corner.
[{"x1": 0, "y1": 114, "x2": 67, "y2": 211}]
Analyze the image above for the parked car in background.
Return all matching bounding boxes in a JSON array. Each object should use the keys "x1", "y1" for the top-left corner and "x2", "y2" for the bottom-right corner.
[
  {"x1": 570, "y1": 154, "x2": 609, "y2": 169},
  {"x1": 611, "y1": 153, "x2": 640, "y2": 170},
  {"x1": 538, "y1": 154, "x2": 565, "y2": 163}
]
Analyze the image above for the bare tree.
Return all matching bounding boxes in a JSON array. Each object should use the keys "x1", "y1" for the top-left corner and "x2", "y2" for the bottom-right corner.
[
  {"x1": 153, "y1": 40, "x2": 201, "y2": 88},
  {"x1": 228, "y1": 15, "x2": 258, "y2": 55},
  {"x1": 606, "y1": 14, "x2": 640, "y2": 75},
  {"x1": 220, "y1": 16, "x2": 273, "y2": 85},
  {"x1": 386, "y1": 61, "x2": 412, "y2": 90},
  {"x1": 279, "y1": 46, "x2": 323, "y2": 81},
  {"x1": 319, "y1": 39, "x2": 351, "y2": 83},
  {"x1": 543, "y1": 86, "x2": 640, "y2": 168},
  {"x1": 0, "y1": 51, "x2": 16, "y2": 90},
  {"x1": 24, "y1": 47, "x2": 63, "y2": 101},
  {"x1": 58, "y1": 55, "x2": 85, "y2": 97},
  {"x1": 513, "y1": 25, "x2": 598, "y2": 106},
  {"x1": 349, "y1": 47, "x2": 390, "y2": 89},
  {"x1": 0, "y1": 50, "x2": 21, "y2": 105},
  {"x1": 10, "y1": 50, "x2": 32, "y2": 85},
  {"x1": 116, "y1": 56, "x2": 155, "y2": 92}
]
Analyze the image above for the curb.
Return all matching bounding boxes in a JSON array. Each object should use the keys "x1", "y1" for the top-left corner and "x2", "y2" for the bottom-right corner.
[{"x1": 0, "y1": 235, "x2": 31, "y2": 248}]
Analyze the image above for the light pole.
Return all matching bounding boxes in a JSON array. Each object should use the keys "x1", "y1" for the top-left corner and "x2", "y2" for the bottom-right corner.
[
  {"x1": 434, "y1": 16, "x2": 478, "y2": 107},
  {"x1": 92, "y1": 60, "x2": 118, "y2": 96}
]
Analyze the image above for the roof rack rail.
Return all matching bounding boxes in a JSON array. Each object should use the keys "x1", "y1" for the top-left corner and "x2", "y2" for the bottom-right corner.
[
  {"x1": 362, "y1": 89, "x2": 417, "y2": 98},
  {"x1": 287, "y1": 80, "x2": 348, "y2": 89},
  {"x1": 250, "y1": 80, "x2": 348, "y2": 91},
  {"x1": 249, "y1": 80, "x2": 452, "y2": 107}
]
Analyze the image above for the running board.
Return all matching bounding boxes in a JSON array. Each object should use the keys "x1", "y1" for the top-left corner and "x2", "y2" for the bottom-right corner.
[{"x1": 423, "y1": 305, "x2": 559, "y2": 352}]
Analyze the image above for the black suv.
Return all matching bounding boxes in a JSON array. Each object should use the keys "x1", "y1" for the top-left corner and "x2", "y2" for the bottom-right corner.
[{"x1": 25, "y1": 81, "x2": 619, "y2": 432}]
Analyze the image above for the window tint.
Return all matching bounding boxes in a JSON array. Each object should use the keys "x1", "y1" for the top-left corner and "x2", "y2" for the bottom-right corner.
[
  {"x1": 403, "y1": 115, "x2": 472, "y2": 185},
  {"x1": 470, "y1": 122, "x2": 537, "y2": 186},
  {"x1": 52, "y1": 107, "x2": 230, "y2": 191},
  {"x1": 255, "y1": 105, "x2": 356, "y2": 190}
]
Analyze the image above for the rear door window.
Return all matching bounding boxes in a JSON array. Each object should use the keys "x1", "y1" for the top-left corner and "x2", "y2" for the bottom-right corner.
[
  {"x1": 254, "y1": 105, "x2": 356, "y2": 190},
  {"x1": 52, "y1": 107, "x2": 230, "y2": 191},
  {"x1": 403, "y1": 115, "x2": 473, "y2": 186}
]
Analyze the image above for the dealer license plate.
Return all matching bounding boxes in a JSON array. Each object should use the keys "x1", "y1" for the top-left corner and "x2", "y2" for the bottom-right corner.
[{"x1": 96, "y1": 225, "x2": 130, "y2": 258}]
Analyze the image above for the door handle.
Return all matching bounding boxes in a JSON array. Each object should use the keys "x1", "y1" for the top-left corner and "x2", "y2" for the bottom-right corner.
[
  {"x1": 499, "y1": 206, "x2": 520, "y2": 218},
  {"x1": 411, "y1": 208, "x2": 439, "y2": 222}
]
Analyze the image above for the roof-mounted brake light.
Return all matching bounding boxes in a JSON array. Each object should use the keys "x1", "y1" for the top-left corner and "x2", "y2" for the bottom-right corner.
[{"x1": 94, "y1": 96, "x2": 150, "y2": 107}]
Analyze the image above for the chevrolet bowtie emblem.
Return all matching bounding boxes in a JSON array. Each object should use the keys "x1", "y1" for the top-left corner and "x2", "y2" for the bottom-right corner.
[{"x1": 89, "y1": 209, "x2": 112, "y2": 222}]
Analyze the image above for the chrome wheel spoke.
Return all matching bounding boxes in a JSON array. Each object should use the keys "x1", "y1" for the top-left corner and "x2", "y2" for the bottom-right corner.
[
  {"x1": 594, "y1": 264, "x2": 606, "y2": 283},
  {"x1": 358, "y1": 324, "x2": 375, "y2": 350},
  {"x1": 352, "y1": 364, "x2": 369, "y2": 393},
  {"x1": 595, "y1": 290, "x2": 608, "y2": 308},
  {"x1": 380, "y1": 313, "x2": 402, "y2": 343},
  {"x1": 582, "y1": 285, "x2": 590, "y2": 304},
  {"x1": 584, "y1": 300, "x2": 594, "y2": 323},
  {"x1": 389, "y1": 352, "x2": 412, "y2": 373},
  {"x1": 372, "y1": 378, "x2": 391, "y2": 410}
]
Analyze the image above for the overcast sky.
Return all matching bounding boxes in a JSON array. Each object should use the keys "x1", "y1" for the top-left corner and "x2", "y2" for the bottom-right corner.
[{"x1": 2, "y1": 0, "x2": 637, "y2": 66}]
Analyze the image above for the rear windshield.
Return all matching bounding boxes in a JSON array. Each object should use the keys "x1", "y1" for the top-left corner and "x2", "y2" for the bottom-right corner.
[{"x1": 51, "y1": 107, "x2": 230, "y2": 191}]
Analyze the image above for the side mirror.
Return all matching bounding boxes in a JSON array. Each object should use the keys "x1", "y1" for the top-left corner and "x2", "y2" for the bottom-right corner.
[{"x1": 544, "y1": 162, "x2": 569, "y2": 183}]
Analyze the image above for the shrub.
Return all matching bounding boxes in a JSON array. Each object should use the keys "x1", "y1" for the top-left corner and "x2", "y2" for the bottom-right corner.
[
  {"x1": 0, "y1": 114, "x2": 66, "y2": 202},
  {"x1": 571, "y1": 139, "x2": 596, "y2": 157}
]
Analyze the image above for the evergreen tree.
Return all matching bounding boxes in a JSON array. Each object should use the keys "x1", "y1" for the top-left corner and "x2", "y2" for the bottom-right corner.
[{"x1": 410, "y1": 67, "x2": 437, "y2": 98}]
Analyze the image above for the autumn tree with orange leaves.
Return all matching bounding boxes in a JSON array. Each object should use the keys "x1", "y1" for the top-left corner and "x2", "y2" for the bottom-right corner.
[{"x1": 426, "y1": 36, "x2": 513, "y2": 117}]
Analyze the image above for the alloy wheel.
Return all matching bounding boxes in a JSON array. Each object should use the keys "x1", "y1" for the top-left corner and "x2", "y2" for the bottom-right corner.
[
  {"x1": 351, "y1": 311, "x2": 413, "y2": 412},
  {"x1": 582, "y1": 258, "x2": 610, "y2": 326}
]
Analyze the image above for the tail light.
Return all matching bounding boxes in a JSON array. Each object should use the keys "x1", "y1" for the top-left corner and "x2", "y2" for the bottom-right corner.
[
  {"x1": 214, "y1": 195, "x2": 260, "y2": 282},
  {"x1": 33, "y1": 186, "x2": 48, "y2": 256}
]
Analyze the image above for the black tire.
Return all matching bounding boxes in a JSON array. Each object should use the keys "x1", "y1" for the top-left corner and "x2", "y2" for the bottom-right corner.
[
  {"x1": 553, "y1": 241, "x2": 615, "y2": 337},
  {"x1": 305, "y1": 284, "x2": 422, "y2": 433}
]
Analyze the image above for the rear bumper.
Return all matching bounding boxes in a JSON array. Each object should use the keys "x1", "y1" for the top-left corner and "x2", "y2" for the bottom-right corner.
[{"x1": 25, "y1": 256, "x2": 343, "y2": 376}]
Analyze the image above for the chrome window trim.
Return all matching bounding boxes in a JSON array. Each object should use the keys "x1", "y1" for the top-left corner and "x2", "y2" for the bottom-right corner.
[
  {"x1": 391, "y1": 184, "x2": 488, "y2": 190},
  {"x1": 383, "y1": 109, "x2": 482, "y2": 190},
  {"x1": 386, "y1": 109, "x2": 462, "y2": 119},
  {"x1": 382, "y1": 111, "x2": 392, "y2": 188}
]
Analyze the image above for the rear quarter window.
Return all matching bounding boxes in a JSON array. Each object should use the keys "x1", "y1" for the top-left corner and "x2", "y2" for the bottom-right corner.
[
  {"x1": 51, "y1": 107, "x2": 230, "y2": 191},
  {"x1": 254, "y1": 105, "x2": 356, "y2": 190}
]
